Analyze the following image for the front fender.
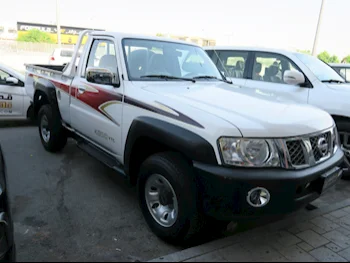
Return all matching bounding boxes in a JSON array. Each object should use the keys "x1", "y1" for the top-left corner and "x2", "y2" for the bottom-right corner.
[{"x1": 124, "y1": 116, "x2": 218, "y2": 176}]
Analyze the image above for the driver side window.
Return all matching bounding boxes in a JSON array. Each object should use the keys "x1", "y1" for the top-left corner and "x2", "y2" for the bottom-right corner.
[
  {"x1": 253, "y1": 52, "x2": 301, "y2": 85},
  {"x1": 86, "y1": 39, "x2": 118, "y2": 77},
  {"x1": 0, "y1": 70, "x2": 10, "y2": 86}
]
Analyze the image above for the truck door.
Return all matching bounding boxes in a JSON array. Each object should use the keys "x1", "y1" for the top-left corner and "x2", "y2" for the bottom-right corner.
[
  {"x1": 70, "y1": 37, "x2": 123, "y2": 155},
  {"x1": 0, "y1": 69, "x2": 24, "y2": 119}
]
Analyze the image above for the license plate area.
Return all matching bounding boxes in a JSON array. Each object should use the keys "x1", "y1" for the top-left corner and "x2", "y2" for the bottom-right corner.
[{"x1": 321, "y1": 167, "x2": 343, "y2": 193}]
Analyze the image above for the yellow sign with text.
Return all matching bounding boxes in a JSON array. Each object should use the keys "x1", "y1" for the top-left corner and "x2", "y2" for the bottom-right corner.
[{"x1": 17, "y1": 22, "x2": 102, "y2": 45}]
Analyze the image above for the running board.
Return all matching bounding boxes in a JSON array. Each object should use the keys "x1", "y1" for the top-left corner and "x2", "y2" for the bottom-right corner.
[{"x1": 77, "y1": 141, "x2": 126, "y2": 177}]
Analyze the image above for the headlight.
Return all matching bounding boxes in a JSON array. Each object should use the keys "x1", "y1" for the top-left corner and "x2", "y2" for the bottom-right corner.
[{"x1": 218, "y1": 137, "x2": 280, "y2": 167}]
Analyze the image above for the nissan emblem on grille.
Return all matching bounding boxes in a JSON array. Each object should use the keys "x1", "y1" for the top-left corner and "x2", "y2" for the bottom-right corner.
[
  {"x1": 317, "y1": 137, "x2": 328, "y2": 156},
  {"x1": 284, "y1": 128, "x2": 335, "y2": 168}
]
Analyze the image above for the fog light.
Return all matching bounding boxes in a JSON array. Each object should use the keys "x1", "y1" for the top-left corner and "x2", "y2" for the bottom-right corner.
[{"x1": 247, "y1": 187, "x2": 270, "y2": 208}]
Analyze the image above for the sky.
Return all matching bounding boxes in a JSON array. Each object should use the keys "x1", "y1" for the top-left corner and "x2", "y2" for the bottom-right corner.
[{"x1": 2, "y1": 0, "x2": 350, "y2": 58}]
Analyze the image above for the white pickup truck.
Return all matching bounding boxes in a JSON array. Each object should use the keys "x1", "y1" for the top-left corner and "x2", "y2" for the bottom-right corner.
[
  {"x1": 25, "y1": 31, "x2": 344, "y2": 243},
  {"x1": 205, "y1": 46, "x2": 350, "y2": 174}
]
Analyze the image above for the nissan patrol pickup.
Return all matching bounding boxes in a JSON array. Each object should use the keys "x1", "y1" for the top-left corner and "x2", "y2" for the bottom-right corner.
[{"x1": 25, "y1": 30, "x2": 345, "y2": 243}]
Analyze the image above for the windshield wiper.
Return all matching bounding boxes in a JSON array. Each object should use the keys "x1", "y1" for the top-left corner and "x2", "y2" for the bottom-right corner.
[
  {"x1": 192, "y1": 75, "x2": 232, "y2": 84},
  {"x1": 322, "y1": 79, "x2": 345, "y2": 83},
  {"x1": 140, "y1": 74, "x2": 195, "y2": 83}
]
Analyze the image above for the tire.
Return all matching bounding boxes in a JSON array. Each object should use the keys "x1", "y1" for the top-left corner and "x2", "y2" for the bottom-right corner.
[
  {"x1": 38, "y1": 104, "x2": 67, "y2": 152},
  {"x1": 335, "y1": 120, "x2": 350, "y2": 180},
  {"x1": 26, "y1": 104, "x2": 35, "y2": 122},
  {"x1": 137, "y1": 152, "x2": 206, "y2": 243}
]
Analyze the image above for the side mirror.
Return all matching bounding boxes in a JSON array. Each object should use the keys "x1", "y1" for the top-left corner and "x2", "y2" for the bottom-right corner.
[
  {"x1": 283, "y1": 70, "x2": 305, "y2": 86},
  {"x1": 86, "y1": 67, "x2": 120, "y2": 87},
  {"x1": 6, "y1": 77, "x2": 19, "y2": 85}
]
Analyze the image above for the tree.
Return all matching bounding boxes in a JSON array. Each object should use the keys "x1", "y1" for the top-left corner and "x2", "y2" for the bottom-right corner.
[
  {"x1": 156, "y1": 33, "x2": 165, "y2": 37},
  {"x1": 317, "y1": 51, "x2": 339, "y2": 63},
  {"x1": 341, "y1": 55, "x2": 350, "y2": 63},
  {"x1": 17, "y1": 29, "x2": 54, "y2": 43}
]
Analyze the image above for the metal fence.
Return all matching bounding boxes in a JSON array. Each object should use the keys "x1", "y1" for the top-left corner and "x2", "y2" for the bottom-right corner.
[{"x1": 0, "y1": 40, "x2": 74, "y2": 53}]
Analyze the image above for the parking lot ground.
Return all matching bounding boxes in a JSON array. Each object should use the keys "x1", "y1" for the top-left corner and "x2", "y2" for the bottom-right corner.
[
  {"x1": 1, "y1": 124, "x2": 350, "y2": 262},
  {"x1": 0, "y1": 125, "x2": 181, "y2": 262}
]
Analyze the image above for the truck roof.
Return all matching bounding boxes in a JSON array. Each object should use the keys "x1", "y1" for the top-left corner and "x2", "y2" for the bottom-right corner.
[{"x1": 89, "y1": 31, "x2": 201, "y2": 47}]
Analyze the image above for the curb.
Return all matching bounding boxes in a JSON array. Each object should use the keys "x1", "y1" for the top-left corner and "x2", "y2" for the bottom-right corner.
[{"x1": 148, "y1": 198, "x2": 350, "y2": 262}]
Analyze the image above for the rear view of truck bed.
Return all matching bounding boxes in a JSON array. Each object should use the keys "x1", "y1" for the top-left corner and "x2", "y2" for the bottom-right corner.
[{"x1": 24, "y1": 64, "x2": 68, "y2": 101}]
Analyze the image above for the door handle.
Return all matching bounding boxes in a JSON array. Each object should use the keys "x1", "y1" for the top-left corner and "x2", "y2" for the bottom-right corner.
[{"x1": 77, "y1": 86, "x2": 86, "y2": 95}]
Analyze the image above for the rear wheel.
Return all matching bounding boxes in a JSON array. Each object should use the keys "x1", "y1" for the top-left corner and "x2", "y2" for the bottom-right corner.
[
  {"x1": 38, "y1": 104, "x2": 67, "y2": 152},
  {"x1": 137, "y1": 152, "x2": 206, "y2": 243},
  {"x1": 336, "y1": 120, "x2": 350, "y2": 180}
]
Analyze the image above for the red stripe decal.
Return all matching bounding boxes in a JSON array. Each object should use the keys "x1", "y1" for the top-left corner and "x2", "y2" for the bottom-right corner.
[
  {"x1": 51, "y1": 80, "x2": 70, "y2": 94},
  {"x1": 76, "y1": 82, "x2": 123, "y2": 114},
  {"x1": 29, "y1": 74, "x2": 203, "y2": 128},
  {"x1": 51, "y1": 80, "x2": 122, "y2": 123}
]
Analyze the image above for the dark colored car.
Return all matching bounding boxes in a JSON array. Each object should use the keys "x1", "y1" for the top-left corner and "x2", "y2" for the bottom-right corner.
[{"x1": 0, "y1": 145, "x2": 16, "y2": 261}]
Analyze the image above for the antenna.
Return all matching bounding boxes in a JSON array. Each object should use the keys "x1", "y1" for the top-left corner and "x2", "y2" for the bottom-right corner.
[{"x1": 213, "y1": 49, "x2": 232, "y2": 82}]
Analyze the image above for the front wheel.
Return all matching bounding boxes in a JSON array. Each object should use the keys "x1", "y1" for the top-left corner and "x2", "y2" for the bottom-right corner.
[
  {"x1": 38, "y1": 104, "x2": 67, "y2": 152},
  {"x1": 137, "y1": 152, "x2": 205, "y2": 243},
  {"x1": 336, "y1": 120, "x2": 350, "y2": 179}
]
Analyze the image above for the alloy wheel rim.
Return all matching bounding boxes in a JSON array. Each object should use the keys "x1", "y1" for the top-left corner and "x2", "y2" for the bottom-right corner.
[
  {"x1": 145, "y1": 174, "x2": 178, "y2": 228},
  {"x1": 40, "y1": 115, "x2": 50, "y2": 143}
]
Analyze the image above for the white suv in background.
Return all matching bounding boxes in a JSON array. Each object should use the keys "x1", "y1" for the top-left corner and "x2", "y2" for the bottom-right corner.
[
  {"x1": 205, "y1": 46, "x2": 350, "y2": 174},
  {"x1": 48, "y1": 48, "x2": 81, "y2": 65}
]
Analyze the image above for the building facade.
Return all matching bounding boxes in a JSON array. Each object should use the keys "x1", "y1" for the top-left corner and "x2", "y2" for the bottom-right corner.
[{"x1": 158, "y1": 34, "x2": 216, "y2": 47}]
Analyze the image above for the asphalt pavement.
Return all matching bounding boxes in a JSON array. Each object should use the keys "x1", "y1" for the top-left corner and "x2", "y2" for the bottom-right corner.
[{"x1": 0, "y1": 124, "x2": 180, "y2": 262}]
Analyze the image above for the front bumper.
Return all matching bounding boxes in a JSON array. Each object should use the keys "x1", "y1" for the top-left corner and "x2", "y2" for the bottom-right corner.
[{"x1": 194, "y1": 149, "x2": 345, "y2": 221}]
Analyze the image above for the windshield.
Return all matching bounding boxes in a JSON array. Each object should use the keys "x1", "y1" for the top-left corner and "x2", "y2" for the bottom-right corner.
[
  {"x1": 122, "y1": 38, "x2": 223, "y2": 81},
  {"x1": 295, "y1": 53, "x2": 344, "y2": 83}
]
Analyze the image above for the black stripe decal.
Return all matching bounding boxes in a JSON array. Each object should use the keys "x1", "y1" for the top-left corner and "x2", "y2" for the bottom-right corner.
[{"x1": 124, "y1": 96, "x2": 204, "y2": 129}]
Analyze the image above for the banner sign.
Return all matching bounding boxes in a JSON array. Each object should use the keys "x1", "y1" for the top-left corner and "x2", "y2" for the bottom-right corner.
[{"x1": 17, "y1": 21, "x2": 104, "y2": 44}]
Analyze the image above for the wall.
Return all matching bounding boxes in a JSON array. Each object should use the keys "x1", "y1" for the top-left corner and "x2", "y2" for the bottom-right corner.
[{"x1": 0, "y1": 40, "x2": 74, "y2": 73}]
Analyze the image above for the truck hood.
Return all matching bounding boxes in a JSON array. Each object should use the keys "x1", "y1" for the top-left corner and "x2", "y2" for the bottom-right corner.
[
  {"x1": 327, "y1": 83, "x2": 350, "y2": 92},
  {"x1": 132, "y1": 81, "x2": 334, "y2": 137}
]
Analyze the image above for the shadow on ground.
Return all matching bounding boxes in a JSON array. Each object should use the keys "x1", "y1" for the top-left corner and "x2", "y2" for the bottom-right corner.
[{"x1": 0, "y1": 120, "x2": 36, "y2": 128}]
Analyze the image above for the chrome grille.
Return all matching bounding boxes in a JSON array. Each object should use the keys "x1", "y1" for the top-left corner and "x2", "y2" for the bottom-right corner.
[
  {"x1": 285, "y1": 140, "x2": 306, "y2": 166},
  {"x1": 283, "y1": 128, "x2": 337, "y2": 169}
]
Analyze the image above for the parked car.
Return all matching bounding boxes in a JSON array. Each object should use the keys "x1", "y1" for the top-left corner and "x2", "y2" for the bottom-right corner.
[
  {"x1": 48, "y1": 48, "x2": 81, "y2": 66},
  {"x1": 204, "y1": 46, "x2": 350, "y2": 175},
  {"x1": 0, "y1": 144, "x2": 16, "y2": 261},
  {"x1": 0, "y1": 63, "x2": 33, "y2": 121},
  {"x1": 329, "y1": 63, "x2": 350, "y2": 83},
  {"x1": 26, "y1": 30, "x2": 344, "y2": 243},
  {"x1": 48, "y1": 48, "x2": 74, "y2": 65}
]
